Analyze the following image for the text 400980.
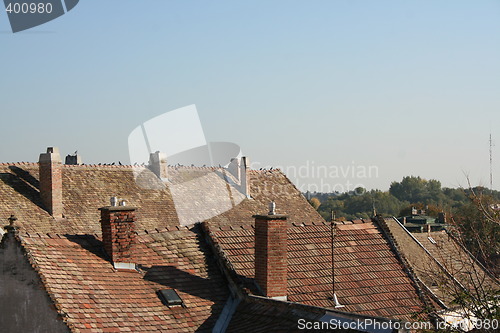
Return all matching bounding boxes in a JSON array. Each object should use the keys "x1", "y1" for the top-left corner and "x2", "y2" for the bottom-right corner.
[{"x1": 5, "y1": 2, "x2": 53, "y2": 14}]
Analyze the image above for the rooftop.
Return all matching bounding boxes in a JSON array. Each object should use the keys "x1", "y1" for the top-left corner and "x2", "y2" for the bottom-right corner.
[
  {"x1": 383, "y1": 217, "x2": 500, "y2": 309},
  {"x1": 204, "y1": 218, "x2": 426, "y2": 321},
  {"x1": 14, "y1": 225, "x2": 228, "y2": 332},
  {"x1": 0, "y1": 163, "x2": 321, "y2": 235}
]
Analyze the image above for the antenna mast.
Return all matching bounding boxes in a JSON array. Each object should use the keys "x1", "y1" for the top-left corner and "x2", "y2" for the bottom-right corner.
[
  {"x1": 331, "y1": 219, "x2": 335, "y2": 296},
  {"x1": 329, "y1": 212, "x2": 344, "y2": 308},
  {"x1": 490, "y1": 133, "x2": 494, "y2": 191}
]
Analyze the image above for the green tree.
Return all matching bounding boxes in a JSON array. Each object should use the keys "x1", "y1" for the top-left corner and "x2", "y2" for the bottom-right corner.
[
  {"x1": 390, "y1": 176, "x2": 430, "y2": 203},
  {"x1": 308, "y1": 197, "x2": 321, "y2": 210}
]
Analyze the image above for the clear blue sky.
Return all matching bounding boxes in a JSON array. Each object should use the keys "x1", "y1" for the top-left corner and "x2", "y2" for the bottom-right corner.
[{"x1": 1, "y1": 1, "x2": 499, "y2": 192}]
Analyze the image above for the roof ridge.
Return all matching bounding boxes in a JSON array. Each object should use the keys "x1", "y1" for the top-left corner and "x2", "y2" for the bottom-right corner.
[
  {"x1": 135, "y1": 225, "x2": 191, "y2": 235},
  {"x1": 248, "y1": 169, "x2": 283, "y2": 174},
  {"x1": 63, "y1": 164, "x2": 135, "y2": 168},
  {"x1": 18, "y1": 232, "x2": 99, "y2": 239},
  {"x1": 167, "y1": 165, "x2": 225, "y2": 172},
  {"x1": 18, "y1": 226, "x2": 196, "y2": 238},
  {"x1": 204, "y1": 222, "x2": 256, "y2": 232},
  {"x1": 290, "y1": 221, "x2": 330, "y2": 227},
  {"x1": 0, "y1": 162, "x2": 38, "y2": 166}
]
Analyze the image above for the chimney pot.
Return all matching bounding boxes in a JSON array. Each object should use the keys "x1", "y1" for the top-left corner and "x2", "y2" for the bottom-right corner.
[
  {"x1": 8, "y1": 214, "x2": 17, "y2": 226},
  {"x1": 268, "y1": 201, "x2": 276, "y2": 215}
]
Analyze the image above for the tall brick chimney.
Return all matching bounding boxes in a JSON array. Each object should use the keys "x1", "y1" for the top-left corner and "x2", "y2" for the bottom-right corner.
[
  {"x1": 253, "y1": 204, "x2": 288, "y2": 301},
  {"x1": 99, "y1": 205, "x2": 137, "y2": 270},
  {"x1": 39, "y1": 147, "x2": 63, "y2": 218}
]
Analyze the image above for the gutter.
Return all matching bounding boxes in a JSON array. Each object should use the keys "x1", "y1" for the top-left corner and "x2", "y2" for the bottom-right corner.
[{"x1": 212, "y1": 296, "x2": 241, "y2": 333}]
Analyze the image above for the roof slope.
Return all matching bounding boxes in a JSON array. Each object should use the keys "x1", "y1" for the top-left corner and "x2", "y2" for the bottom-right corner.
[
  {"x1": 0, "y1": 164, "x2": 320, "y2": 234},
  {"x1": 0, "y1": 164, "x2": 179, "y2": 234},
  {"x1": 412, "y1": 231, "x2": 499, "y2": 298},
  {"x1": 383, "y1": 217, "x2": 499, "y2": 307},
  {"x1": 205, "y1": 170, "x2": 325, "y2": 227},
  {"x1": 205, "y1": 219, "x2": 425, "y2": 321},
  {"x1": 226, "y1": 298, "x2": 323, "y2": 333},
  {"x1": 225, "y1": 296, "x2": 375, "y2": 333},
  {"x1": 16, "y1": 226, "x2": 229, "y2": 332}
]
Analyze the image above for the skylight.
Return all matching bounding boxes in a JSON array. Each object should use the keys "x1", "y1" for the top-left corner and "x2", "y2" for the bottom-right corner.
[{"x1": 157, "y1": 289, "x2": 183, "y2": 307}]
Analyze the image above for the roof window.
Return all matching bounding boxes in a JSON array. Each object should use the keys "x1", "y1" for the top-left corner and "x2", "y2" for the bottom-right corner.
[{"x1": 157, "y1": 289, "x2": 183, "y2": 307}]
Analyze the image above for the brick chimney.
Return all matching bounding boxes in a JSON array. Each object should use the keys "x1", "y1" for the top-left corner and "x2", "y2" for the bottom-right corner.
[
  {"x1": 65, "y1": 153, "x2": 82, "y2": 165},
  {"x1": 99, "y1": 204, "x2": 137, "y2": 270},
  {"x1": 149, "y1": 151, "x2": 168, "y2": 180},
  {"x1": 39, "y1": 147, "x2": 63, "y2": 218},
  {"x1": 253, "y1": 204, "x2": 288, "y2": 301}
]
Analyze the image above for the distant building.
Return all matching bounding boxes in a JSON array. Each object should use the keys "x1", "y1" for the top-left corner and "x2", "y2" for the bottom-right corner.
[{"x1": 399, "y1": 208, "x2": 447, "y2": 233}]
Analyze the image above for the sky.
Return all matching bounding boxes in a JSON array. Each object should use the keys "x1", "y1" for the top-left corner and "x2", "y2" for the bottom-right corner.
[{"x1": 1, "y1": 0, "x2": 499, "y2": 193}]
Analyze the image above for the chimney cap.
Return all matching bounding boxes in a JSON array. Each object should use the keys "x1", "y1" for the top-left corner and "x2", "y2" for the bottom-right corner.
[
  {"x1": 252, "y1": 214, "x2": 288, "y2": 220},
  {"x1": 253, "y1": 202, "x2": 287, "y2": 219},
  {"x1": 5, "y1": 214, "x2": 18, "y2": 233},
  {"x1": 8, "y1": 214, "x2": 17, "y2": 225},
  {"x1": 39, "y1": 146, "x2": 62, "y2": 163},
  {"x1": 99, "y1": 206, "x2": 137, "y2": 212},
  {"x1": 46, "y1": 147, "x2": 60, "y2": 154}
]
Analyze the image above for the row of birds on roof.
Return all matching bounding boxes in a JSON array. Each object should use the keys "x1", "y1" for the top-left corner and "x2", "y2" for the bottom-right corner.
[
  {"x1": 77, "y1": 162, "x2": 126, "y2": 166},
  {"x1": 76, "y1": 162, "x2": 279, "y2": 171}
]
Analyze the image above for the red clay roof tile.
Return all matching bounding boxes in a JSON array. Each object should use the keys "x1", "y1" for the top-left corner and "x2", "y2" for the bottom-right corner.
[
  {"x1": 206, "y1": 220, "x2": 425, "y2": 322},
  {"x1": 16, "y1": 226, "x2": 229, "y2": 332}
]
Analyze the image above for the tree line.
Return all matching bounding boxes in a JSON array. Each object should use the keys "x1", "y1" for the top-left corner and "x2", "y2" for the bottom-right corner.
[{"x1": 307, "y1": 175, "x2": 500, "y2": 221}]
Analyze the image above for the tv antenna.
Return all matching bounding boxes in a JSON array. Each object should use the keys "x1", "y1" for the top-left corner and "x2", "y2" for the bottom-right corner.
[
  {"x1": 328, "y1": 212, "x2": 344, "y2": 308},
  {"x1": 490, "y1": 133, "x2": 494, "y2": 191}
]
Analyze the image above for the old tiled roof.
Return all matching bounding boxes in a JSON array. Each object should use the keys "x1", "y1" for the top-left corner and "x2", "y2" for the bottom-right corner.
[
  {"x1": 15, "y1": 225, "x2": 229, "y2": 332},
  {"x1": 412, "y1": 231, "x2": 499, "y2": 298},
  {"x1": 204, "y1": 170, "x2": 325, "y2": 227},
  {"x1": 226, "y1": 297, "x2": 325, "y2": 333},
  {"x1": 383, "y1": 217, "x2": 500, "y2": 308},
  {"x1": 0, "y1": 163, "x2": 179, "y2": 234},
  {"x1": 0, "y1": 164, "x2": 321, "y2": 234},
  {"x1": 204, "y1": 219, "x2": 426, "y2": 322},
  {"x1": 225, "y1": 296, "x2": 384, "y2": 333}
]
